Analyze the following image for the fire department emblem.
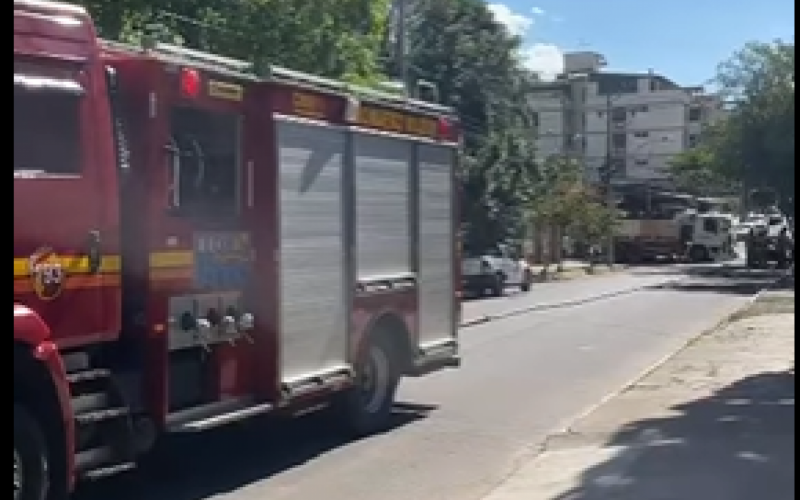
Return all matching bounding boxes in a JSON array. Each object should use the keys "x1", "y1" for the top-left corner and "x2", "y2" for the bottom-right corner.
[{"x1": 29, "y1": 247, "x2": 66, "y2": 301}]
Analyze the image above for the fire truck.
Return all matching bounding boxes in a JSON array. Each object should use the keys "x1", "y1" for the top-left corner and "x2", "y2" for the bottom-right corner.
[{"x1": 14, "y1": 2, "x2": 461, "y2": 499}]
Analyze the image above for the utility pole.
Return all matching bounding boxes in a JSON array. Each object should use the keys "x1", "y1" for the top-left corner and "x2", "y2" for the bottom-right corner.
[
  {"x1": 603, "y1": 92, "x2": 616, "y2": 266},
  {"x1": 395, "y1": 0, "x2": 409, "y2": 96}
]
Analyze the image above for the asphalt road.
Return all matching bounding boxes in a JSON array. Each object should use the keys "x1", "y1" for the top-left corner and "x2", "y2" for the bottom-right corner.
[
  {"x1": 76, "y1": 264, "x2": 783, "y2": 500},
  {"x1": 460, "y1": 265, "x2": 690, "y2": 323}
]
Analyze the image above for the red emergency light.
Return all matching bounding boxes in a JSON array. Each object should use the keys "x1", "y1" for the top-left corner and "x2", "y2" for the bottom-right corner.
[
  {"x1": 437, "y1": 117, "x2": 457, "y2": 142},
  {"x1": 180, "y1": 68, "x2": 201, "y2": 98}
]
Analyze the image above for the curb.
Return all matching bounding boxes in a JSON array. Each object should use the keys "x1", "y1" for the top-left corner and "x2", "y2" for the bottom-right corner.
[
  {"x1": 530, "y1": 264, "x2": 627, "y2": 284},
  {"x1": 459, "y1": 277, "x2": 681, "y2": 329},
  {"x1": 552, "y1": 284, "x2": 773, "y2": 436}
]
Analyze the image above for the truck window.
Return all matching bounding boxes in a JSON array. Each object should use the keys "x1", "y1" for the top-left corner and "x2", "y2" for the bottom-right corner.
[
  {"x1": 167, "y1": 106, "x2": 240, "y2": 216},
  {"x1": 768, "y1": 216, "x2": 783, "y2": 226},
  {"x1": 702, "y1": 218, "x2": 719, "y2": 233},
  {"x1": 14, "y1": 76, "x2": 84, "y2": 176}
]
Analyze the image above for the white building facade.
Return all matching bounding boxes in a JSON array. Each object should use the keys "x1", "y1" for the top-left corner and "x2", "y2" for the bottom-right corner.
[{"x1": 529, "y1": 53, "x2": 724, "y2": 186}]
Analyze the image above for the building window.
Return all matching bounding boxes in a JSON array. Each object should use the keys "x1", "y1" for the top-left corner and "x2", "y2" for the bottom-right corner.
[
  {"x1": 688, "y1": 107, "x2": 702, "y2": 121},
  {"x1": 688, "y1": 134, "x2": 699, "y2": 147},
  {"x1": 649, "y1": 79, "x2": 659, "y2": 92},
  {"x1": 633, "y1": 131, "x2": 649, "y2": 138},
  {"x1": 611, "y1": 107, "x2": 627, "y2": 122},
  {"x1": 531, "y1": 112, "x2": 539, "y2": 127},
  {"x1": 635, "y1": 159, "x2": 648, "y2": 166},
  {"x1": 612, "y1": 133, "x2": 626, "y2": 149}
]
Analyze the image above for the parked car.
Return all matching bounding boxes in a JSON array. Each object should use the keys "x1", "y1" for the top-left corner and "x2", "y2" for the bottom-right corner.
[{"x1": 461, "y1": 243, "x2": 534, "y2": 296}]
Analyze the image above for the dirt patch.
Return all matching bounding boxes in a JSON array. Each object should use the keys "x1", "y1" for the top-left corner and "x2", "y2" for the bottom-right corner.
[{"x1": 730, "y1": 293, "x2": 795, "y2": 322}]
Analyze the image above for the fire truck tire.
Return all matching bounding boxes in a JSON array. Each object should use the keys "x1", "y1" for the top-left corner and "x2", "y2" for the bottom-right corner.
[
  {"x1": 333, "y1": 336, "x2": 400, "y2": 437},
  {"x1": 14, "y1": 404, "x2": 50, "y2": 500}
]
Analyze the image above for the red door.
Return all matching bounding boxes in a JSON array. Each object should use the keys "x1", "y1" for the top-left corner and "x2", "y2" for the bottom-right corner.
[{"x1": 14, "y1": 61, "x2": 121, "y2": 347}]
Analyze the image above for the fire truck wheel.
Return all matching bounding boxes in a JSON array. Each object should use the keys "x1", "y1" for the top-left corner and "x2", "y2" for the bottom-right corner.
[
  {"x1": 335, "y1": 337, "x2": 400, "y2": 437},
  {"x1": 14, "y1": 404, "x2": 49, "y2": 500}
]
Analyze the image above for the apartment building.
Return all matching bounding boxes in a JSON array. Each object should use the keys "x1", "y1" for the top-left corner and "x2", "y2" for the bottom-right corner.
[{"x1": 530, "y1": 52, "x2": 724, "y2": 186}]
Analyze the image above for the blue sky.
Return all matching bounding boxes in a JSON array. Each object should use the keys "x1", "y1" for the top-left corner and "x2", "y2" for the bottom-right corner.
[{"x1": 486, "y1": 0, "x2": 795, "y2": 86}]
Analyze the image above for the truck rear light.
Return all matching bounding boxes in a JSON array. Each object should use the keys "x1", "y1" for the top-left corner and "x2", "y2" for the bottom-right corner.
[
  {"x1": 180, "y1": 68, "x2": 201, "y2": 99},
  {"x1": 437, "y1": 117, "x2": 456, "y2": 141}
]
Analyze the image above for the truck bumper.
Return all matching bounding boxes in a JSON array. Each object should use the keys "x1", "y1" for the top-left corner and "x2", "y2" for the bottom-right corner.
[{"x1": 406, "y1": 339, "x2": 461, "y2": 377}]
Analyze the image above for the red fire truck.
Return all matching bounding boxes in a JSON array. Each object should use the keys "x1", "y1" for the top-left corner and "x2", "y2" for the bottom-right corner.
[{"x1": 14, "y1": 1, "x2": 461, "y2": 498}]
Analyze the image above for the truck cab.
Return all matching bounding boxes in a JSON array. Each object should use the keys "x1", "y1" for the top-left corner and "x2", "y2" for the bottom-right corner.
[{"x1": 685, "y1": 212, "x2": 736, "y2": 263}]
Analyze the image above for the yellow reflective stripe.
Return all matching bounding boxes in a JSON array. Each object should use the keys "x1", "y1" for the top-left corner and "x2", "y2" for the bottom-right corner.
[
  {"x1": 14, "y1": 251, "x2": 194, "y2": 278},
  {"x1": 149, "y1": 251, "x2": 193, "y2": 268}
]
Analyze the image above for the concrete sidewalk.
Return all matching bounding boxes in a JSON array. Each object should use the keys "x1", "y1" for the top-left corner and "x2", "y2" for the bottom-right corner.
[{"x1": 482, "y1": 290, "x2": 795, "y2": 500}]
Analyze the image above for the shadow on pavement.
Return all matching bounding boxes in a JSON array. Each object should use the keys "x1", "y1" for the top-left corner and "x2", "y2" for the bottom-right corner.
[
  {"x1": 73, "y1": 402, "x2": 437, "y2": 500},
  {"x1": 553, "y1": 370, "x2": 795, "y2": 500},
  {"x1": 641, "y1": 264, "x2": 788, "y2": 296}
]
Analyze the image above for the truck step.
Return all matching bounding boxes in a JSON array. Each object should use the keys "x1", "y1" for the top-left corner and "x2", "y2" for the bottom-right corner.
[
  {"x1": 75, "y1": 406, "x2": 130, "y2": 425},
  {"x1": 67, "y1": 369, "x2": 111, "y2": 384},
  {"x1": 71, "y1": 392, "x2": 111, "y2": 415},
  {"x1": 76, "y1": 446, "x2": 119, "y2": 472},
  {"x1": 69, "y1": 366, "x2": 137, "y2": 476},
  {"x1": 166, "y1": 398, "x2": 274, "y2": 433},
  {"x1": 81, "y1": 462, "x2": 137, "y2": 481}
]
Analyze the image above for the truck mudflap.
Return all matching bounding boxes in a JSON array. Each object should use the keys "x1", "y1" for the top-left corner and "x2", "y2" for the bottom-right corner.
[{"x1": 406, "y1": 339, "x2": 461, "y2": 377}]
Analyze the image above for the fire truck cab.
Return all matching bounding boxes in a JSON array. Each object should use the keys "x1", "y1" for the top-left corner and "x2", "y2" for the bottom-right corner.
[{"x1": 14, "y1": 2, "x2": 461, "y2": 499}]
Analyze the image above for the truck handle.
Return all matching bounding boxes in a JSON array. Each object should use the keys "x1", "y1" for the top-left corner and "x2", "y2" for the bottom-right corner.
[
  {"x1": 86, "y1": 230, "x2": 102, "y2": 274},
  {"x1": 166, "y1": 138, "x2": 181, "y2": 208}
]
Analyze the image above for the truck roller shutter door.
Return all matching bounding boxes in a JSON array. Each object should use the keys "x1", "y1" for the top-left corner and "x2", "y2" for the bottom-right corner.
[
  {"x1": 276, "y1": 120, "x2": 349, "y2": 383},
  {"x1": 416, "y1": 144, "x2": 457, "y2": 348},
  {"x1": 353, "y1": 134, "x2": 413, "y2": 279}
]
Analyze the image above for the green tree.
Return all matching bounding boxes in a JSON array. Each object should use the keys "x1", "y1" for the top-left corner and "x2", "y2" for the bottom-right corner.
[
  {"x1": 671, "y1": 41, "x2": 794, "y2": 211},
  {"x1": 668, "y1": 141, "x2": 737, "y2": 195},
  {"x1": 407, "y1": 0, "x2": 540, "y2": 250},
  {"x1": 77, "y1": 0, "x2": 390, "y2": 82},
  {"x1": 526, "y1": 157, "x2": 616, "y2": 266}
]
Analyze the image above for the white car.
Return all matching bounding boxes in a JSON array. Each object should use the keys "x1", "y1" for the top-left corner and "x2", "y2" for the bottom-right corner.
[{"x1": 461, "y1": 244, "x2": 533, "y2": 296}]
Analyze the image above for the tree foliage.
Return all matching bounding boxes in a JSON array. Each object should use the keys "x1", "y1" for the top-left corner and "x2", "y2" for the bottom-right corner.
[
  {"x1": 406, "y1": 0, "x2": 541, "y2": 250},
  {"x1": 76, "y1": 0, "x2": 390, "y2": 82},
  {"x1": 528, "y1": 157, "x2": 616, "y2": 246},
  {"x1": 670, "y1": 40, "x2": 794, "y2": 210}
]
